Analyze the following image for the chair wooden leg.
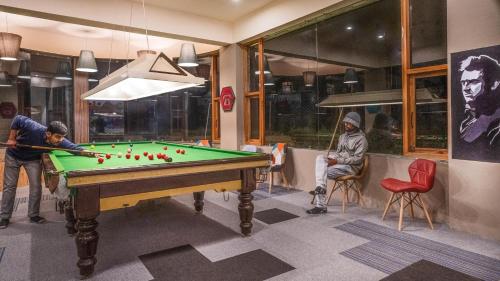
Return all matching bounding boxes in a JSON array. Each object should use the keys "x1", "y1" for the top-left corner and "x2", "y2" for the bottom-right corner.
[
  {"x1": 280, "y1": 169, "x2": 290, "y2": 189},
  {"x1": 354, "y1": 181, "x2": 365, "y2": 207},
  {"x1": 382, "y1": 192, "x2": 395, "y2": 220},
  {"x1": 342, "y1": 183, "x2": 347, "y2": 213},
  {"x1": 398, "y1": 192, "x2": 405, "y2": 231},
  {"x1": 417, "y1": 194, "x2": 434, "y2": 230},
  {"x1": 268, "y1": 172, "x2": 273, "y2": 194},
  {"x1": 409, "y1": 193, "x2": 415, "y2": 219},
  {"x1": 327, "y1": 181, "x2": 337, "y2": 205},
  {"x1": 345, "y1": 182, "x2": 350, "y2": 203}
]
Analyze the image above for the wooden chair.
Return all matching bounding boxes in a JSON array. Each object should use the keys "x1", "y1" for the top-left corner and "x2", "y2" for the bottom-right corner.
[
  {"x1": 242, "y1": 145, "x2": 266, "y2": 183},
  {"x1": 380, "y1": 159, "x2": 436, "y2": 231},
  {"x1": 266, "y1": 143, "x2": 289, "y2": 193},
  {"x1": 326, "y1": 156, "x2": 369, "y2": 213}
]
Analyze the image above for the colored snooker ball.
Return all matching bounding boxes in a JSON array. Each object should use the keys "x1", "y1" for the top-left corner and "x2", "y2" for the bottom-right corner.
[
  {"x1": 111, "y1": 144, "x2": 115, "y2": 148},
  {"x1": 163, "y1": 146, "x2": 168, "y2": 150},
  {"x1": 127, "y1": 148, "x2": 132, "y2": 153},
  {"x1": 90, "y1": 145, "x2": 95, "y2": 149},
  {"x1": 180, "y1": 150, "x2": 185, "y2": 154}
]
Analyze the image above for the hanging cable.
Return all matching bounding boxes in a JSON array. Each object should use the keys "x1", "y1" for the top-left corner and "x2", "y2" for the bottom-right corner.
[
  {"x1": 141, "y1": 0, "x2": 150, "y2": 51},
  {"x1": 107, "y1": 30, "x2": 114, "y2": 77}
]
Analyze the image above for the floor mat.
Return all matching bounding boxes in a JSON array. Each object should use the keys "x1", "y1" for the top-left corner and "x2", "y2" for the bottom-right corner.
[
  {"x1": 139, "y1": 244, "x2": 294, "y2": 281},
  {"x1": 380, "y1": 260, "x2": 482, "y2": 281},
  {"x1": 335, "y1": 220, "x2": 500, "y2": 281},
  {"x1": 254, "y1": 208, "x2": 299, "y2": 225},
  {"x1": 232, "y1": 184, "x2": 301, "y2": 201}
]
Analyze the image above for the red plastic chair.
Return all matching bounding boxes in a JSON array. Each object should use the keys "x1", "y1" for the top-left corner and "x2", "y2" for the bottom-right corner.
[{"x1": 380, "y1": 159, "x2": 436, "y2": 231}]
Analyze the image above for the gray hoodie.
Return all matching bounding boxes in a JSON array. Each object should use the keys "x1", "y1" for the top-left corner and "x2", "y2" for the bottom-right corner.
[{"x1": 329, "y1": 130, "x2": 368, "y2": 173}]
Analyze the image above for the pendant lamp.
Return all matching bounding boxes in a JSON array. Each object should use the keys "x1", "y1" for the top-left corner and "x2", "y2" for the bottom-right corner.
[
  {"x1": 76, "y1": 50, "x2": 98, "y2": 73},
  {"x1": 17, "y1": 60, "x2": 31, "y2": 79},
  {"x1": 303, "y1": 71, "x2": 316, "y2": 87},
  {"x1": 55, "y1": 61, "x2": 72, "y2": 80},
  {"x1": 178, "y1": 43, "x2": 198, "y2": 67},
  {"x1": 344, "y1": 68, "x2": 358, "y2": 84},
  {"x1": 0, "y1": 71, "x2": 12, "y2": 87},
  {"x1": 0, "y1": 32, "x2": 21, "y2": 61}
]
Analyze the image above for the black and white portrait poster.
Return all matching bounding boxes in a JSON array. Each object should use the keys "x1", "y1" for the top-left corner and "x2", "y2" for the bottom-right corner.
[{"x1": 451, "y1": 44, "x2": 500, "y2": 163}]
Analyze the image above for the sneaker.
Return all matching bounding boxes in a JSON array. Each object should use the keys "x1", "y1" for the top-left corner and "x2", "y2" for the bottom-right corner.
[
  {"x1": 309, "y1": 186, "x2": 326, "y2": 195},
  {"x1": 306, "y1": 207, "x2": 327, "y2": 214},
  {"x1": 0, "y1": 219, "x2": 9, "y2": 229},
  {"x1": 29, "y1": 216, "x2": 46, "y2": 224}
]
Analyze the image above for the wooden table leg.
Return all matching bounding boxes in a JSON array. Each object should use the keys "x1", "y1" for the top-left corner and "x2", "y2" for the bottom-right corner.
[
  {"x1": 193, "y1": 191, "x2": 205, "y2": 213},
  {"x1": 74, "y1": 186, "x2": 100, "y2": 277},
  {"x1": 239, "y1": 169, "x2": 256, "y2": 236},
  {"x1": 76, "y1": 218, "x2": 99, "y2": 277},
  {"x1": 64, "y1": 198, "x2": 76, "y2": 235}
]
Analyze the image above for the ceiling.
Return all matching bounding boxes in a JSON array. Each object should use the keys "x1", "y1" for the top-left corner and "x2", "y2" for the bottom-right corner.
[
  {"x1": 132, "y1": 0, "x2": 276, "y2": 22},
  {"x1": 1, "y1": 12, "x2": 220, "y2": 59}
]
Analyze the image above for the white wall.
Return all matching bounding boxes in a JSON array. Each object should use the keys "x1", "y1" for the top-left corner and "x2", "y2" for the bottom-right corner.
[
  {"x1": 219, "y1": 44, "x2": 244, "y2": 150},
  {"x1": 447, "y1": 0, "x2": 500, "y2": 240}
]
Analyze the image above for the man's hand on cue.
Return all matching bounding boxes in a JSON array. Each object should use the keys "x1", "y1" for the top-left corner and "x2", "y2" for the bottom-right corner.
[
  {"x1": 79, "y1": 150, "x2": 97, "y2": 157},
  {"x1": 6, "y1": 139, "x2": 16, "y2": 148},
  {"x1": 327, "y1": 158, "x2": 337, "y2": 166}
]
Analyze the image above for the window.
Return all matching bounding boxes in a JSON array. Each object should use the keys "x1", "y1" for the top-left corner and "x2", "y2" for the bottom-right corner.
[
  {"x1": 409, "y1": 0, "x2": 447, "y2": 68},
  {"x1": 88, "y1": 55, "x2": 219, "y2": 143},
  {"x1": 245, "y1": 0, "x2": 447, "y2": 158},
  {"x1": 247, "y1": 0, "x2": 403, "y2": 153}
]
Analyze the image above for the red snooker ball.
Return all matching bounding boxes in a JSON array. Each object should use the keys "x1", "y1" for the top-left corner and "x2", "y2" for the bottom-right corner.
[
  {"x1": 125, "y1": 153, "x2": 131, "y2": 159},
  {"x1": 148, "y1": 154, "x2": 154, "y2": 160},
  {"x1": 134, "y1": 154, "x2": 140, "y2": 160},
  {"x1": 105, "y1": 154, "x2": 111, "y2": 159},
  {"x1": 143, "y1": 151, "x2": 148, "y2": 156},
  {"x1": 176, "y1": 149, "x2": 180, "y2": 153},
  {"x1": 163, "y1": 146, "x2": 168, "y2": 150},
  {"x1": 98, "y1": 157, "x2": 104, "y2": 164},
  {"x1": 156, "y1": 153, "x2": 163, "y2": 159}
]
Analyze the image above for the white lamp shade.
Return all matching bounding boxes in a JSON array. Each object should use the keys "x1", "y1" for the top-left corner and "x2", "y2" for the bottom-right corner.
[
  {"x1": 178, "y1": 43, "x2": 198, "y2": 67},
  {"x1": 76, "y1": 50, "x2": 98, "y2": 73},
  {"x1": 303, "y1": 71, "x2": 316, "y2": 87},
  {"x1": 55, "y1": 61, "x2": 73, "y2": 80},
  {"x1": 0, "y1": 32, "x2": 22, "y2": 61}
]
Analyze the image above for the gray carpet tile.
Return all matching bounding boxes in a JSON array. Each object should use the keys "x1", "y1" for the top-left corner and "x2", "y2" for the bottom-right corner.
[
  {"x1": 254, "y1": 208, "x2": 299, "y2": 224},
  {"x1": 0, "y1": 247, "x2": 4, "y2": 264},
  {"x1": 336, "y1": 220, "x2": 500, "y2": 281},
  {"x1": 231, "y1": 184, "x2": 301, "y2": 201},
  {"x1": 380, "y1": 260, "x2": 482, "y2": 281},
  {"x1": 139, "y1": 244, "x2": 295, "y2": 281}
]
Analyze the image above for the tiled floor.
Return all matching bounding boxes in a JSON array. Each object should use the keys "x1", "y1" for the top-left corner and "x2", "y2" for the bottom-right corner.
[{"x1": 1, "y1": 185, "x2": 499, "y2": 281}]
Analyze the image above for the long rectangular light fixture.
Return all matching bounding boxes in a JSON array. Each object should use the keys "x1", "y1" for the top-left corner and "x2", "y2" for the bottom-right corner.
[
  {"x1": 82, "y1": 52, "x2": 204, "y2": 101},
  {"x1": 318, "y1": 89, "x2": 447, "y2": 108}
]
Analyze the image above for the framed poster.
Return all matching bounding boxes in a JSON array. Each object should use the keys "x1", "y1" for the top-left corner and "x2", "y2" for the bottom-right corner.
[{"x1": 451, "y1": 44, "x2": 500, "y2": 163}]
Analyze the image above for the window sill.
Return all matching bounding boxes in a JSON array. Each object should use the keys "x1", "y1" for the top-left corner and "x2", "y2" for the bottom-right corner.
[{"x1": 404, "y1": 150, "x2": 448, "y2": 162}]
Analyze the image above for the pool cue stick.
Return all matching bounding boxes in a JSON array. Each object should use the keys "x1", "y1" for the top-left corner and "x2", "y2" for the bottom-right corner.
[
  {"x1": 326, "y1": 107, "x2": 344, "y2": 157},
  {"x1": 0, "y1": 143, "x2": 112, "y2": 156}
]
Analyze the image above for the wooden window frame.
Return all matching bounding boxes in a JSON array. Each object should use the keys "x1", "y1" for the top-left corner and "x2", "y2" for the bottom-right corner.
[
  {"x1": 210, "y1": 54, "x2": 221, "y2": 143},
  {"x1": 243, "y1": 39, "x2": 265, "y2": 145},
  {"x1": 401, "y1": 0, "x2": 448, "y2": 160}
]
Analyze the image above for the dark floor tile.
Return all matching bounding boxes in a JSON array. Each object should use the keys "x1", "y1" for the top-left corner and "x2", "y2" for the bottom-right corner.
[
  {"x1": 381, "y1": 260, "x2": 482, "y2": 281},
  {"x1": 139, "y1": 244, "x2": 294, "y2": 281},
  {"x1": 254, "y1": 208, "x2": 299, "y2": 224}
]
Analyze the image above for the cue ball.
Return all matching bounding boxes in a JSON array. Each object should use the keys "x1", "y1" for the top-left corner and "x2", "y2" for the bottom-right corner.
[
  {"x1": 134, "y1": 154, "x2": 140, "y2": 160},
  {"x1": 117, "y1": 152, "x2": 123, "y2": 158},
  {"x1": 98, "y1": 157, "x2": 104, "y2": 164}
]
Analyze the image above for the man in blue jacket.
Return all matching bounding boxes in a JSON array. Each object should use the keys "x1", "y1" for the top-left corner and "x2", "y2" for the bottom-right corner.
[{"x1": 0, "y1": 115, "x2": 92, "y2": 229}]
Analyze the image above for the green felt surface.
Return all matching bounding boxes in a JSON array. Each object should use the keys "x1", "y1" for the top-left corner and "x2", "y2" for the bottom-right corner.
[{"x1": 49, "y1": 141, "x2": 259, "y2": 173}]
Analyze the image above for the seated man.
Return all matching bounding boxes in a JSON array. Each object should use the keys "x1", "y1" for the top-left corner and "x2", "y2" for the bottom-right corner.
[
  {"x1": 0, "y1": 115, "x2": 93, "y2": 229},
  {"x1": 307, "y1": 112, "x2": 368, "y2": 214}
]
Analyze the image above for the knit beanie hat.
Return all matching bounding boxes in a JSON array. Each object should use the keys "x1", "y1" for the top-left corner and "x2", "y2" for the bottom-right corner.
[{"x1": 343, "y1": 112, "x2": 361, "y2": 128}]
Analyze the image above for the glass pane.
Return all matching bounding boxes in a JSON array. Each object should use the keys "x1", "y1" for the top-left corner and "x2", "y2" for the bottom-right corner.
[
  {"x1": 89, "y1": 59, "x2": 126, "y2": 142},
  {"x1": 248, "y1": 44, "x2": 259, "y2": 92},
  {"x1": 250, "y1": 97, "x2": 260, "y2": 139},
  {"x1": 264, "y1": 0, "x2": 403, "y2": 153},
  {"x1": 29, "y1": 54, "x2": 74, "y2": 139},
  {"x1": 415, "y1": 75, "x2": 447, "y2": 149},
  {"x1": 410, "y1": 0, "x2": 447, "y2": 68}
]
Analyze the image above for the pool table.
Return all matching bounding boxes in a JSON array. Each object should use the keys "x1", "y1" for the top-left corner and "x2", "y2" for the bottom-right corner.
[{"x1": 41, "y1": 141, "x2": 270, "y2": 277}]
